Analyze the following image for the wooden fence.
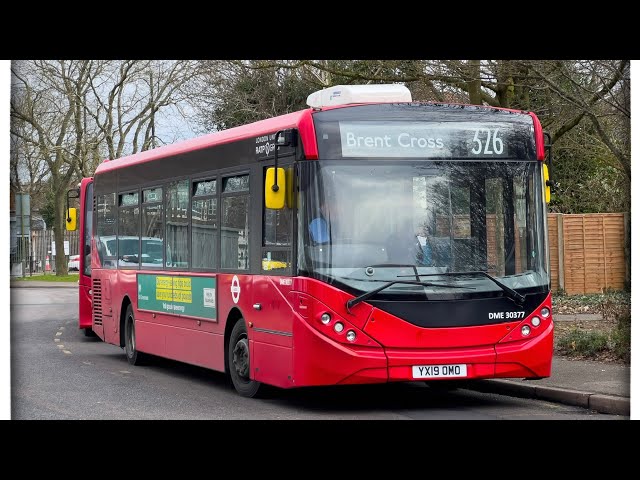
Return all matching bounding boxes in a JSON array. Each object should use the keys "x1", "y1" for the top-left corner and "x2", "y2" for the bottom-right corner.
[{"x1": 548, "y1": 213, "x2": 629, "y2": 294}]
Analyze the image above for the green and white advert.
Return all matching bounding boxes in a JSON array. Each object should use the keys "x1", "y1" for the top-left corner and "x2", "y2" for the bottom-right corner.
[{"x1": 137, "y1": 274, "x2": 217, "y2": 321}]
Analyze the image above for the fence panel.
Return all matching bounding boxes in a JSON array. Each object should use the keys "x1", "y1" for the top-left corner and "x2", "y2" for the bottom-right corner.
[
  {"x1": 11, "y1": 229, "x2": 80, "y2": 276},
  {"x1": 557, "y1": 213, "x2": 626, "y2": 295},
  {"x1": 548, "y1": 214, "x2": 559, "y2": 292}
]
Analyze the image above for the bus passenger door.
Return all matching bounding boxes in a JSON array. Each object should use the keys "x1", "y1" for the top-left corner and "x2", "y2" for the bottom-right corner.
[{"x1": 251, "y1": 159, "x2": 296, "y2": 388}]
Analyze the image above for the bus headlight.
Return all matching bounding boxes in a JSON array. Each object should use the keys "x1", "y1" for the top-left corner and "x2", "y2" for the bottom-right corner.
[
  {"x1": 346, "y1": 330, "x2": 357, "y2": 342},
  {"x1": 531, "y1": 316, "x2": 541, "y2": 327},
  {"x1": 521, "y1": 325, "x2": 531, "y2": 336},
  {"x1": 334, "y1": 322, "x2": 344, "y2": 333},
  {"x1": 540, "y1": 307, "x2": 550, "y2": 318},
  {"x1": 321, "y1": 313, "x2": 331, "y2": 325}
]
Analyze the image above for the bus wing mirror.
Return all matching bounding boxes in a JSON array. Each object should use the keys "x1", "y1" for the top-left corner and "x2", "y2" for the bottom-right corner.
[
  {"x1": 265, "y1": 167, "x2": 286, "y2": 209},
  {"x1": 66, "y1": 187, "x2": 80, "y2": 230},
  {"x1": 66, "y1": 207, "x2": 78, "y2": 231},
  {"x1": 543, "y1": 164, "x2": 551, "y2": 204}
]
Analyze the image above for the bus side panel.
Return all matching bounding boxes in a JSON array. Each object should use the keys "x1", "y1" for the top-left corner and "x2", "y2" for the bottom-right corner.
[
  {"x1": 253, "y1": 343, "x2": 293, "y2": 388},
  {"x1": 250, "y1": 276, "x2": 295, "y2": 388},
  {"x1": 136, "y1": 318, "x2": 166, "y2": 356},
  {"x1": 131, "y1": 271, "x2": 226, "y2": 372},
  {"x1": 90, "y1": 269, "x2": 108, "y2": 341},
  {"x1": 101, "y1": 270, "x2": 120, "y2": 346},
  {"x1": 292, "y1": 315, "x2": 387, "y2": 387},
  {"x1": 251, "y1": 277, "x2": 294, "y2": 347},
  {"x1": 79, "y1": 284, "x2": 92, "y2": 329},
  {"x1": 163, "y1": 323, "x2": 225, "y2": 370},
  {"x1": 495, "y1": 322, "x2": 553, "y2": 378},
  {"x1": 216, "y1": 273, "x2": 255, "y2": 373}
]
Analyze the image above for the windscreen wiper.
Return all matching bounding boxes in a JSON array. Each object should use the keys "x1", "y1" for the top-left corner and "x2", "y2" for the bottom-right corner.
[
  {"x1": 346, "y1": 280, "x2": 473, "y2": 313},
  {"x1": 397, "y1": 271, "x2": 526, "y2": 305}
]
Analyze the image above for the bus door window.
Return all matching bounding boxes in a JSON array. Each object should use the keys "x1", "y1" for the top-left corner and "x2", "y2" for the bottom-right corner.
[
  {"x1": 449, "y1": 182, "x2": 472, "y2": 272},
  {"x1": 515, "y1": 175, "x2": 529, "y2": 272},
  {"x1": 384, "y1": 177, "x2": 417, "y2": 264},
  {"x1": 512, "y1": 166, "x2": 539, "y2": 274},
  {"x1": 431, "y1": 178, "x2": 454, "y2": 269},
  {"x1": 486, "y1": 177, "x2": 505, "y2": 276},
  {"x1": 263, "y1": 166, "x2": 292, "y2": 274},
  {"x1": 502, "y1": 177, "x2": 516, "y2": 275},
  {"x1": 469, "y1": 172, "x2": 488, "y2": 272},
  {"x1": 485, "y1": 172, "x2": 518, "y2": 277}
]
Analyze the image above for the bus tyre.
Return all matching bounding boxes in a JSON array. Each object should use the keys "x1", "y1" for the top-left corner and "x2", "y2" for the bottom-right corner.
[
  {"x1": 124, "y1": 304, "x2": 147, "y2": 366},
  {"x1": 83, "y1": 327, "x2": 95, "y2": 337},
  {"x1": 228, "y1": 320, "x2": 262, "y2": 398}
]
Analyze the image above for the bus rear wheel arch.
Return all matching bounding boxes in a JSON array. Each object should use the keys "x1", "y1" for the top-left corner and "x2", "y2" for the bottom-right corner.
[{"x1": 228, "y1": 319, "x2": 263, "y2": 398}]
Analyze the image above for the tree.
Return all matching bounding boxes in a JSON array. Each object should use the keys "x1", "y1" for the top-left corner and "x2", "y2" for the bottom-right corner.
[
  {"x1": 195, "y1": 60, "x2": 629, "y2": 214},
  {"x1": 11, "y1": 60, "x2": 204, "y2": 275},
  {"x1": 11, "y1": 60, "x2": 93, "y2": 275},
  {"x1": 528, "y1": 60, "x2": 630, "y2": 181},
  {"x1": 85, "y1": 60, "x2": 202, "y2": 161}
]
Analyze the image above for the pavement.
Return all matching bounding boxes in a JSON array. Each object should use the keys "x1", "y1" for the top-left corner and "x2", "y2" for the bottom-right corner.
[
  {"x1": 470, "y1": 355, "x2": 631, "y2": 416},
  {"x1": 9, "y1": 280, "x2": 632, "y2": 416},
  {"x1": 461, "y1": 312, "x2": 631, "y2": 417}
]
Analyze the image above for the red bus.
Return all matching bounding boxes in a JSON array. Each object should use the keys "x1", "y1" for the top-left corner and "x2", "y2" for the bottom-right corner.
[
  {"x1": 68, "y1": 84, "x2": 554, "y2": 397},
  {"x1": 66, "y1": 177, "x2": 94, "y2": 336}
]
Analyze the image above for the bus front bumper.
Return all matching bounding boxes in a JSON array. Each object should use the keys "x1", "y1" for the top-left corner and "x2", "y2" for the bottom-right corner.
[{"x1": 292, "y1": 318, "x2": 553, "y2": 387}]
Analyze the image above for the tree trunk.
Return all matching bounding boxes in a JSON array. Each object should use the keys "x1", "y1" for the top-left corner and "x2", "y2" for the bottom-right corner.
[
  {"x1": 53, "y1": 187, "x2": 69, "y2": 276},
  {"x1": 467, "y1": 60, "x2": 482, "y2": 105}
]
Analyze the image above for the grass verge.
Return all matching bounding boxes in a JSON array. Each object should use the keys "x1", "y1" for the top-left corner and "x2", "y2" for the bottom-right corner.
[
  {"x1": 12, "y1": 274, "x2": 79, "y2": 283},
  {"x1": 555, "y1": 311, "x2": 631, "y2": 364}
]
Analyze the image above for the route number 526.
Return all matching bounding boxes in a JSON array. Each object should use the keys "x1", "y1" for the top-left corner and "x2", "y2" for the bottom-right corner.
[{"x1": 471, "y1": 128, "x2": 504, "y2": 155}]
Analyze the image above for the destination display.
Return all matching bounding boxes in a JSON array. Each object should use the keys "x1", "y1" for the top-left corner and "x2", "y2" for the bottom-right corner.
[{"x1": 338, "y1": 121, "x2": 532, "y2": 159}]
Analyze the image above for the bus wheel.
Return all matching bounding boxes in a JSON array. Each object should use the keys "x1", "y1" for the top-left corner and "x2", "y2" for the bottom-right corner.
[
  {"x1": 83, "y1": 328, "x2": 95, "y2": 337},
  {"x1": 124, "y1": 304, "x2": 147, "y2": 366},
  {"x1": 228, "y1": 320, "x2": 262, "y2": 398}
]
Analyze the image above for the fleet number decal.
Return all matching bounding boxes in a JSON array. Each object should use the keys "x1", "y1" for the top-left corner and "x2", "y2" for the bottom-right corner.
[{"x1": 489, "y1": 311, "x2": 526, "y2": 320}]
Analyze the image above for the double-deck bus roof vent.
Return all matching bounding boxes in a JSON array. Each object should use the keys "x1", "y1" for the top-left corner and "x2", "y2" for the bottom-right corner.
[{"x1": 306, "y1": 84, "x2": 412, "y2": 108}]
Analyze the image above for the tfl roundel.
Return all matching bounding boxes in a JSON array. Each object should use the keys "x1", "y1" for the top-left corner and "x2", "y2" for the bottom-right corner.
[{"x1": 231, "y1": 275, "x2": 241, "y2": 304}]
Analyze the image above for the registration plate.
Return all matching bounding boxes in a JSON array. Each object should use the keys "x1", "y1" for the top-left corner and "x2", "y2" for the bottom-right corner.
[{"x1": 412, "y1": 364, "x2": 467, "y2": 379}]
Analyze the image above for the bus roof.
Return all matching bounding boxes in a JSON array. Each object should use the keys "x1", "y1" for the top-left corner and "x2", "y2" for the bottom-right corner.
[
  {"x1": 94, "y1": 108, "x2": 318, "y2": 174},
  {"x1": 94, "y1": 100, "x2": 544, "y2": 175}
]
